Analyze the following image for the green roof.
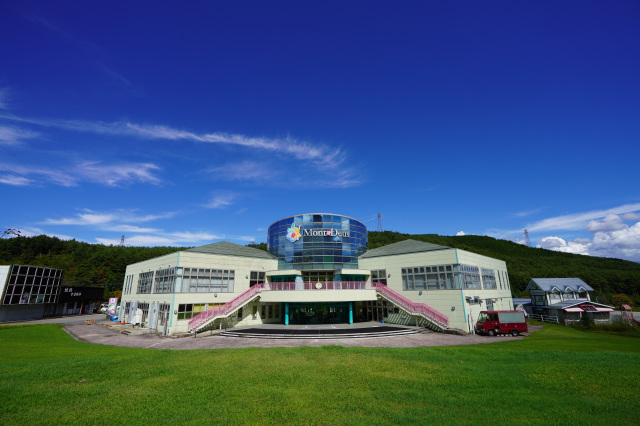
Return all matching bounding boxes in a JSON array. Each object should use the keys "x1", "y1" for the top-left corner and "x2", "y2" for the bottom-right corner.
[
  {"x1": 186, "y1": 241, "x2": 276, "y2": 260},
  {"x1": 360, "y1": 239, "x2": 451, "y2": 259}
]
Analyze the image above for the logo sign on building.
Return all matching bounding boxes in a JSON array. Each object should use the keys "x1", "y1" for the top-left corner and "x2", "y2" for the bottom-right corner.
[
  {"x1": 286, "y1": 224, "x2": 301, "y2": 243},
  {"x1": 286, "y1": 223, "x2": 350, "y2": 243}
]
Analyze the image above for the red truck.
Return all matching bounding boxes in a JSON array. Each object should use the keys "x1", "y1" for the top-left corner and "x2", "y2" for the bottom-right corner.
[{"x1": 475, "y1": 310, "x2": 528, "y2": 336}]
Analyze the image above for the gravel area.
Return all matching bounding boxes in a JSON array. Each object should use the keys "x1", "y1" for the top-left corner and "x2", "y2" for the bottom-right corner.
[{"x1": 65, "y1": 323, "x2": 541, "y2": 350}]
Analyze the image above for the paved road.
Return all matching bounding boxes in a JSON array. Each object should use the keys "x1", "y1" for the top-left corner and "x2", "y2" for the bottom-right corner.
[
  {"x1": 1, "y1": 313, "x2": 107, "y2": 326},
  {"x1": 64, "y1": 323, "x2": 541, "y2": 350}
]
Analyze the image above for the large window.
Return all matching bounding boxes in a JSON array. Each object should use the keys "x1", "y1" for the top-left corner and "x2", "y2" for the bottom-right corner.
[
  {"x1": 137, "y1": 271, "x2": 153, "y2": 294},
  {"x1": 250, "y1": 271, "x2": 265, "y2": 287},
  {"x1": 154, "y1": 268, "x2": 175, "y2": 294},
  {"x1": 481, "y1": 268, "x2": 497, "y2": 289},
  {"x1": 459, "y1": 265, "x2": 481, "y2": 289},
  {"x1": 401, "y1": 265, "x2": 455, "y2": 290},
  {"x1": 179, "y1": 268, "x2": 234, "y2": 293},
  {"x1": 123, "y1": 274, "x2": 134, "y2": 295},
  {"x1": 2, "y1": 265, "x2": 64, "y2": 305}
]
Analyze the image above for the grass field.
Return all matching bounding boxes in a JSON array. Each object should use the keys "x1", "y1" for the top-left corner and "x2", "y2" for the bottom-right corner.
[{"x1": 1, "y1": 324, "x2": 639, "y2": 425}]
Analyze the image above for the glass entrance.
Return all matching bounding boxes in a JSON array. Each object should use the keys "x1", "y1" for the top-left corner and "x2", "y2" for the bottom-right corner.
[
  {"x1": 302, "y1": 272, "x2": 335, "y2": 283},
  {"x1": 289, "y1": 302, "x2": 349, "y2": 324}
]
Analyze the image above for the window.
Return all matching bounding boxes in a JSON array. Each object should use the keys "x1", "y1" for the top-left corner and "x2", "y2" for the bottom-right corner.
[
  {"x1": 179, "y1": 268, "x2": 235, "y2": 293},
  {"x1": 137, "y1": 271, "x2": 153, "y2": 294},
  {"x1": 154, "y1": 268, "x2": 176, "y2": 293},
  {"x1": 177, "y1": 303, "x2": 207, "y2": 320},
  {"x1": 123, "y1": 275, "x2": 134, "y2": 295},
  {"x1": 2, "y1": 265, "x2": 64, "y2": 305},
  {"x1": 250, "y1": 271, "x2": 265, "y2": 287},
  {"x1": 481, "y1": 268, "x2": 497, "y2": 289},
  {"x1": 371, "y1": 270, "x2": 387, "y2": 285},
  {"x1": 401, "y1": 265, "x2": 457, "y2": 290}
]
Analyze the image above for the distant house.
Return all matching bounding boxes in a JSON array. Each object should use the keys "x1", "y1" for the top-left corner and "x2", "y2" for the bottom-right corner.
[{"x1": 524, "y1": 278, "x2": 614, "y2": 325}]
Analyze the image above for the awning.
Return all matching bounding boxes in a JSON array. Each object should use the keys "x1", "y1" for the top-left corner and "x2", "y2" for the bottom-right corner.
[
  {"x1": 563, "y1": 307, "x2": 583, "y2": 312},
  {"x1": 595, "y1": 307, "x2": 614, "y2": 312}
]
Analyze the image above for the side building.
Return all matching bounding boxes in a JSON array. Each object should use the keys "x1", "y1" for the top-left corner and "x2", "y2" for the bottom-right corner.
[
  {"x1": 0, "y1": 264, "x2": 65, "y2": 321},
  {"x1": 119, "y1": 213, "x2": 514, "y2": 335}
]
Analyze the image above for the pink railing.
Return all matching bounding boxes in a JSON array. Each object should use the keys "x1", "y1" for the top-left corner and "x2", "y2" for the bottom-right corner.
[
  {"x1": 188, "y1": 283, "x2": 264, "y2": 331},
  {"x1": 268, "y1": 281, "x2": 368, "y2": 290},
  {"x1": 372, "y1": 282, "x2": 449, "y2": 328}
]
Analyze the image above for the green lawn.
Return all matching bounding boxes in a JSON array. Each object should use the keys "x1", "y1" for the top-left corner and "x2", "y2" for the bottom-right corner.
[{"x1": 1, "y1": 324, "x2": 639, "y2": 425}]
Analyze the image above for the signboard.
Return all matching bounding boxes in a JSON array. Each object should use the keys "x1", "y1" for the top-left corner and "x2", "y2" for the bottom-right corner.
[
  {"x1": 108, "y1": 297, "x2": 118, "y2": 316},
  {"x1": 286, "y1": 223, "x2": 350, "y2": 243}
]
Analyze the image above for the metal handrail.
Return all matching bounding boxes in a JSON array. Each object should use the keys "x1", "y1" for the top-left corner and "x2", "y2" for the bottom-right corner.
[
  {"x1": 372, "y1": 282, "x2": 449, "y2": 328},
  {"x1": 268, "y1": 281, "x2": 368, "y2": 290},
  {"x1": 187, "y1": 283, "x2": 264, "y2": 331}
]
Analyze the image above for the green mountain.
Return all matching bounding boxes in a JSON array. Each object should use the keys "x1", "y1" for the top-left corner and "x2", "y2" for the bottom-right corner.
[{"x1": 1, "y1": 233, "x2": 638, "y2": 302}]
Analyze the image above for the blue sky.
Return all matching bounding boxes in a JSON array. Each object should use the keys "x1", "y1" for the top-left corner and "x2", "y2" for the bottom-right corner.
[{"x1": 1, "y1": 1, "x2": 639, "y2": 262}]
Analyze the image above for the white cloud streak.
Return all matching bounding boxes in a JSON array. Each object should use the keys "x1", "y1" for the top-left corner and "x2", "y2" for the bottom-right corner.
[
  {"x1": 0, "y1": 174, "x2": 34, "y2": 186},
  {"x1": 205, "y1": 192, "x2": 236, "y2": 209},
  {"x1": 0, "y1": 126, "x2": 39, "y2": 145},
  {"x1": 0, "y1": 161, "x2": 162, "y2": 187},
  {"x1": 525, "y1": 203, "x2": 640, "y2": 232},
  {"x1": 0, "y1": 114, "x2": 361, "y2": 187}
]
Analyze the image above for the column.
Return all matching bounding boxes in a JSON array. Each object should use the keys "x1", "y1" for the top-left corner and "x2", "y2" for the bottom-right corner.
[{"x1": 285, "y1": 302, "x2": 289, "y2": 326}]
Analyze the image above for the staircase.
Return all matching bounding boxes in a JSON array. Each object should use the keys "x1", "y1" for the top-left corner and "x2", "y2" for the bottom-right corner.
[
  {"x1": 187, "y1": 283, "x2": 263, "y2": 333},
  {"x1": 372, "y1": 282, "x2": 449, "y2": 331}
]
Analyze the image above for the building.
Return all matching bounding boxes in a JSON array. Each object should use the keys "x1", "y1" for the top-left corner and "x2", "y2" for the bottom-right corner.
[
  {"x1": 119, "y1": 213, "x2": 515, "y2": 335},
  {"x1": 0, "y1": 264, "x2": 65, "y2": 321},
  {"x1": 524, "y1": 278, "x2": 614, "y2": 325}
]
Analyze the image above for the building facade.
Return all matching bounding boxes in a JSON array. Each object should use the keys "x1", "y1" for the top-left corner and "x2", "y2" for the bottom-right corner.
[
  {"x1": 0, "y1": 264, "x2": 65, "y2": 322},
  {"x1": 119, "y1": 213, "x2": 514, "y2": 335},
  {"x1": 523, "y1": 278, "x2": 614, "y2": 325}
]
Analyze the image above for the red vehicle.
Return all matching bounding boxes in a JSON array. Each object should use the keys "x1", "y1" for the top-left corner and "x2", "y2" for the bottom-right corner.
[{"x1": 475, "y1": 310, "x2": 528, "y2": 336}]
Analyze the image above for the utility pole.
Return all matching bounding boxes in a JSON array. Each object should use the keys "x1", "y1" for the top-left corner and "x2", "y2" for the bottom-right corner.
[
  {"x1": 523, "y1": 229, "x2": 531, "y2": 247},
  {"x1": 377, "y1": 213, "x2": 383, "y2": 232},
  {"x1": 1, "y1": 228, "x2": 21, "y2": 238}
]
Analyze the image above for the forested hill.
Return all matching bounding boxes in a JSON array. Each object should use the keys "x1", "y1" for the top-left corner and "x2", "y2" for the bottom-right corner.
[
  {"x1": 368, "y1": 231, "x2": 640, "y2": 297},
  {"x1": 0, "y1": 235, "x2": 184, "y2": 291},
  {"x1": 1, "y1": 233, "x2": 639, "y2": 300}
]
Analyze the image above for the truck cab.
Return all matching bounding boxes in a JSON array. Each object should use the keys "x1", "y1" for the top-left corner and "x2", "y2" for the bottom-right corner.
[{"x1": 475, "y1": 310, "x2": 528, "y2": 336}]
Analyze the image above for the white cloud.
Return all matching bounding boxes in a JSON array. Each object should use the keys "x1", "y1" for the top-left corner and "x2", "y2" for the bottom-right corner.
[
  {"x1": 537, "y1": 236, "x2": 591, "y2": 255},
  {"x1": 585, "y1": 214, "x2": 626, "y2": 232},
  {"x1": 106, "y1": 225, "x2": 159, "y2": 233},
  {"x1": 43, "y1": 209, "x2": 177, "y2": 227},
  {"x1": 76, "y1": 161, "x2": 161, "y2": 186},
  {"x1": 169, "y1": 231, "x2": 223, "y2": 241},
  {"x1": 0, "y1": 174, "x2": 34, "y2": 186},
  {"x1": 208, "y1": 160, "x2": 276, "y2": 182},
  {"x1": 205, "y1": 192, "x2": 236, "y2": 209},
  {"x1": 0, "y1": 161, "x2": 161, "y2": 187},
  {"x1": 0, "y1": 113, "x2": 362, "y2": 188},
  {"x1": 526, "y1": 203, "x2": 640, "y2": 232},
  {"x1": 456, "y1": 231, "x2": 466, "y2": 236},
  {"x1": 44, "y1": 211, "x2": 115, "y2": 226},
  {"x1": 96, "y1": 231, "x2": 223, "y2": 247},
  {"x1": 0, "y1": 126, "x2": 39, "y2": 145},
  {"x1": 536, "y1": 221, "x2": 640, "y2": 262},
  {"x1": 622, "y1": 212, "x2": 640, "y2": 221},
  {"x1": 513, "y1": 208, "x2": 543, "y2": 218}
]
